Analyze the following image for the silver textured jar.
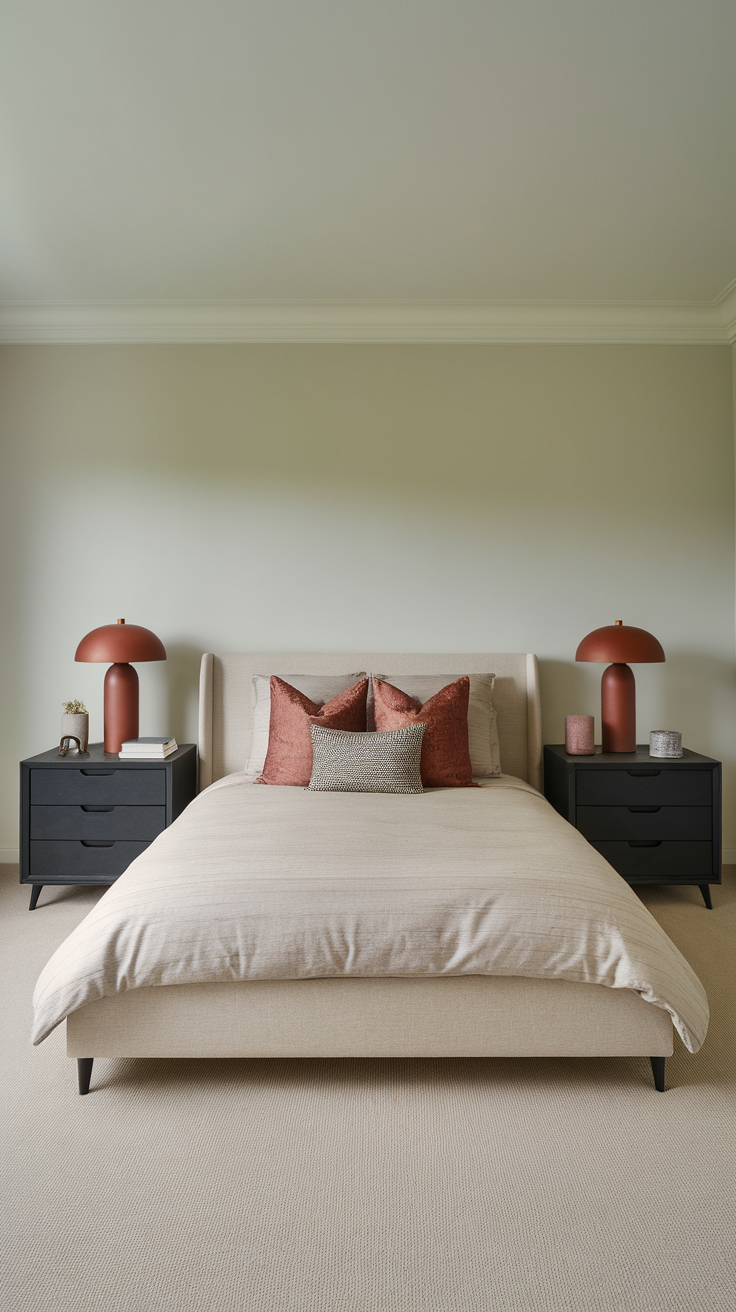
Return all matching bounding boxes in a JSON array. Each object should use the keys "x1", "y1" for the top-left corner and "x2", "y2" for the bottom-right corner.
[{"x1": 649, "y1": 730, "x2": 682, "y2": 758}]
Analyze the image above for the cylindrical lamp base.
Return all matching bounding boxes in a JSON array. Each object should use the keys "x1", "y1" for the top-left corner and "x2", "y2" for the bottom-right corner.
[
  {"x1": 601, "y1": 663, "x2": 636, "y2": 753},
  {"x1": 104, "y1": 663, "x2": 139, "y2": 753}
]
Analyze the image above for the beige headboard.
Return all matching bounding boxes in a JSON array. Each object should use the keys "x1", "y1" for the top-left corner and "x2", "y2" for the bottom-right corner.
[{"x1": 199, "y1": 653, "x2": 542, "y2": 792}]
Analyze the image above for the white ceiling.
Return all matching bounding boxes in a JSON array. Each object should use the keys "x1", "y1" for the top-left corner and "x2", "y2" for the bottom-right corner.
[{"x1": 1, "y1": 1, "x2": 735, "y2": 332}]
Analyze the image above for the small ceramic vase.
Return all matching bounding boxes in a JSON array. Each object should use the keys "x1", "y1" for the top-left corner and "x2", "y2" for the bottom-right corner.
[
  {"x1": 61, "y1": 712, "x2": 89, "y2": 753},
  {"x1": 565, "y1": 715, "x2": 595, "y2": 755}
]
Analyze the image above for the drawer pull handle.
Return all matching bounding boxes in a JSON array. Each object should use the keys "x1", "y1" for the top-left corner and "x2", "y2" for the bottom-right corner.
[
  {"x1": 627, "y1": 770, "x2": 661, "y2": 778},
  {"x1": 627, "y1": 806, "x2": 661, "y2": 813},
  {"x1": 628, "y1": 840, "x2": 662, "y2": 848},
  {"x1": 81, "y1": 805, "x2": 115, "y2": 813},
  {"x1": 80, "y1": 770, "x2": 115, "y2": 777},
  {"x1": 81, "y1": 840, "x2": 115, "y2": 848}
]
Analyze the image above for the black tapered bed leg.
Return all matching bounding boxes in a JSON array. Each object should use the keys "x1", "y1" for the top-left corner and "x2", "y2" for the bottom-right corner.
[
  {"x1": 650, "y1": 1057, "x2": 666, "y2": 1092},
  {"x1": 77, "y1": 1058, "x2": 94, "y2": 1095},
  {"x1": 699, "y1": 884, "x2": 712, "y2": 910},
  {"x1": 29, "y1": 884, "x2": 43, "y2": 911}
]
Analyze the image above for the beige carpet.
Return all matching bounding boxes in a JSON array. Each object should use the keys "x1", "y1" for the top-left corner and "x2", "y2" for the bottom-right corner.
[{"x1": 1, "y1": 865, "x2": 734, "y2": 1312}]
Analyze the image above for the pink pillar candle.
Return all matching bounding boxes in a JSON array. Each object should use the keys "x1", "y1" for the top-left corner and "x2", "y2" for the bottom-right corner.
[{"x1": 565, "y1": 715, "x2": 595, "y2": 755}]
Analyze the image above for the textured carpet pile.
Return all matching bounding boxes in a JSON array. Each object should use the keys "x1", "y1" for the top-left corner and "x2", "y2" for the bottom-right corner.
[{"x1": 1, "y1": 864, "x2": 734, "y2": 1312}]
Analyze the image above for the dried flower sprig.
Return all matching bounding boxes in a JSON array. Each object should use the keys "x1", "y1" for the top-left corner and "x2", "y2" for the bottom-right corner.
[{"x1": 62, "y1": 700, "x2": 88, "y2": 715}]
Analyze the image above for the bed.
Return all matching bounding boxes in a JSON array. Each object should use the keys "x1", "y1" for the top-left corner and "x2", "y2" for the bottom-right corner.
[{"x1": 31, "y1": 653, "x2": 709, "y2": 1094}]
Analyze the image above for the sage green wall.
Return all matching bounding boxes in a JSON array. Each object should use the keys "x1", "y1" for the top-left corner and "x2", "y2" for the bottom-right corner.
[{"x1": 1, "y1": 344, "x2": 734, "y2": 858}]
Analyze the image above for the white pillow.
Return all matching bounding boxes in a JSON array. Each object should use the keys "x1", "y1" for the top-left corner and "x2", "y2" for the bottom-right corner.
[
  {"x1": 369, "y1": 673, "x2": 500, "y2": 776},
  {"x1": 246, "y1": 673, "x2": 367, "y2": 776}
]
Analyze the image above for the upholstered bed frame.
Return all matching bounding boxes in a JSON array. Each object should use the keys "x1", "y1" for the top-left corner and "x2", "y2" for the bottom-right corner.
[{"x1": 66, "y1": 654, "x2": 672, "y2": 1092}]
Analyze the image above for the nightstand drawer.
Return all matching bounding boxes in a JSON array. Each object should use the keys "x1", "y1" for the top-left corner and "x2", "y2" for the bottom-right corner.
[
  {"x1": 576, "y1": 769, "x2": 712, "y2": 807},
  {"x1": 30, "y1": 805, "x2": 166, "y2": 841},
  {"x1": 29, "y1": 840, "x2": 151, "y2": 878},
  {"x1": 31, "y1": 769, "x2": 166, "y2": 806},
  {"x1": 577, "y1": 806, "x2": 711, "y2": 841},
  {"x1": 591, "y1": 840, "x2": 713, "y2": 883}
]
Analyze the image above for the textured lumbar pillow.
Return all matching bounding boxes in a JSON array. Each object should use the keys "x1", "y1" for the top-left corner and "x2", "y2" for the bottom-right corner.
[
  {"x1": 308, "y1": 724, "x2": 426, "y2": 793},
  {"x1": 373, "y1": 676, "x2": 475, "y2": 788},
  {"x1": 258, "y1": 677, "x2": 369, "y2": 786}
]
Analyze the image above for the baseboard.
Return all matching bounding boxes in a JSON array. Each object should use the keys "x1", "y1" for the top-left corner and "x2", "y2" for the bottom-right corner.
[{"x1": 722, "y1": 850, "x2": 736, "y2": 867}]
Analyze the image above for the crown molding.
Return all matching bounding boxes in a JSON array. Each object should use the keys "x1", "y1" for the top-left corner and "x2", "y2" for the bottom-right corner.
[{"x1": 0, "y1": 294, "x2": 734, "y2": 345}]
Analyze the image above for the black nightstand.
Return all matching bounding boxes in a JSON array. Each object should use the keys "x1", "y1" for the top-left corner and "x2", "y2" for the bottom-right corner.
[
  {"x1": 20, "y1": 743, "x2": 197, "y2": 910},
  {"x1": 544, "y1": 744, "x2": 721, "y2": 909}
]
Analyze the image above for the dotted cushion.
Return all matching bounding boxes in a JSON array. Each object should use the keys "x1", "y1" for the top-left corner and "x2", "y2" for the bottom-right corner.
[{"x1": 308, "y1": 724, "x2": 427, "y2": 793}]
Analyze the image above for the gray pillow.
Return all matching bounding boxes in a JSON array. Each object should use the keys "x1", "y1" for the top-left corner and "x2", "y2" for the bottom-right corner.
[{"x1": 308, "y1": 724, "x2": 426, "y2": 793}]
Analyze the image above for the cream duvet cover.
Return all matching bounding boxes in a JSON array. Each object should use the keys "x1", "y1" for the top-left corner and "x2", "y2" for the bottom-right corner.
[{"x1": 32, "y1": 775, "x2": 709, "y2": 1051}]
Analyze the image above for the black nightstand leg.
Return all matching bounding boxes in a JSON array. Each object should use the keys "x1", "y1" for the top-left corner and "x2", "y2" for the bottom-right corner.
[
  {"x1": 28, "y1": 884, "x2": 43, "y2": 911},
  {"x1": 650, "y1": 1057, "x2": 666, "y2": 1092},
  {"x1": 77, "y1": 1058, "x2": 94, "y2": 1095},
  {"x1": 698, "y1": 884, "x2": 712, "y2": 910}
]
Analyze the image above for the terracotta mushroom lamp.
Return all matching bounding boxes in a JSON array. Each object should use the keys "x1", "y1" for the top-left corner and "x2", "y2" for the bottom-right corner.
[
  {"x1": 575, "y1": 620, "x2": 664, "y2": 753},
  {"x1": 75, "y1": 619, "x2": 166, "y2": 753}
]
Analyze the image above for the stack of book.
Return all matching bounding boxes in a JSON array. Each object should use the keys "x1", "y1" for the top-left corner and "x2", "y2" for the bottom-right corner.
[{"x1": 119, "y1": 736, "x2": 178, "y2": 759}]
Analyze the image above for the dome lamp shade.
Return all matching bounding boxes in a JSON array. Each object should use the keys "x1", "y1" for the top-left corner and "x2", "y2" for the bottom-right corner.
[
  {"x1": 75, "y1": 619, "x2": 166, "y2": 753},
  {"x1": 575, "y1": 620, "x2": 665, "y2": 753}
]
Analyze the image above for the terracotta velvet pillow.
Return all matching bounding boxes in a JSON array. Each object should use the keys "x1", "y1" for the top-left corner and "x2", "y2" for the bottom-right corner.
[
  {"x1": 373, "y1": 676, "x2": 475, "y2": 787},
  {"x1": 258, "y1": 676, "x2": 368, "y2": 786}
]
